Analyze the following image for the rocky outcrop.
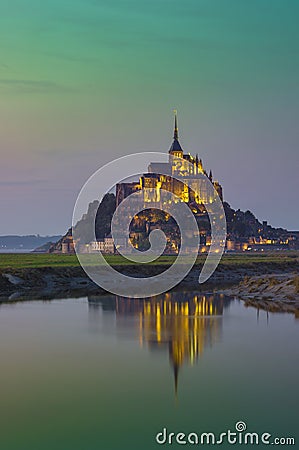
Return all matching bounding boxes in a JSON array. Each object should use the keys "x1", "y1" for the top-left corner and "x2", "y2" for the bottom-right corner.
[{"x1": 218, "y1": 273, "x2": 299, "y2": 315}]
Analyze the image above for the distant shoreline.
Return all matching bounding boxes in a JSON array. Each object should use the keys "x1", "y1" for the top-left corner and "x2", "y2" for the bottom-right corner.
[
  {"x1": 0, "y1": 249, "x2": 34, "y2": 253},
  {"x1": 0, "y1": 234, "x2": 62, "y2": 254}
]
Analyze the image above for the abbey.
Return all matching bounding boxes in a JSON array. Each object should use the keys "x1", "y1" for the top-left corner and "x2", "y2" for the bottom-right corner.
[
  {"x1": 51, "y1": 112, "x2": 297, "y2": 255},
  {"x1": 116, "y1": 112, "x2": 223, "y2": 207}
]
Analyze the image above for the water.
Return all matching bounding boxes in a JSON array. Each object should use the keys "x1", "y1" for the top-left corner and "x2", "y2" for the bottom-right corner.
[{"x1": 0, "y1": 292, "x2": 298, "y2": 450}]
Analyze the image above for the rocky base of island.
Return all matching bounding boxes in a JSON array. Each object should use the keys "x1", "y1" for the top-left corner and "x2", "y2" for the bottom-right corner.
[{"x1": 218, "y1": 273, "x2": 299, "y2": 316}]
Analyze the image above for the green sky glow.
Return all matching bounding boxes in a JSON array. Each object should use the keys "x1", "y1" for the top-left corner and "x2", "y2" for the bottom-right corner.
[{"x1": 0, "y1": 0, "x2": 298, "y2": 233}]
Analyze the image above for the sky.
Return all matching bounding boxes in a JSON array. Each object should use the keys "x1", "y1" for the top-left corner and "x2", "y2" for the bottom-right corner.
[{"x1": 0, "y1": 0, "x2": 298, "y2": 235}]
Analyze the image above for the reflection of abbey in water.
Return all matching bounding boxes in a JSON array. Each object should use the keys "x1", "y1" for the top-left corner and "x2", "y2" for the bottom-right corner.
[
  {"x1": 116, "y1": 111, "x2": 223, "y2": 207},
  {"x1": 88, "y1": 293, "x2": 231, "y2": 396}
]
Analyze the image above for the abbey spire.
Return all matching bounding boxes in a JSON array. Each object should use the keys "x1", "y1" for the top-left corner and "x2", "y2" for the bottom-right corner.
[
  {"x1": 169, "y1": 110, "x2": 183, "y2": 157},
  {"x1": 174, "y1": 109, "x2": 179, "y2": 140}
]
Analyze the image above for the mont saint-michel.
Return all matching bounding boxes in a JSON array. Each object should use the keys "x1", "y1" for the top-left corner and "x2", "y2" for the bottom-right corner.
[
  {"x1": 52, "y1": 113, "x2": 298, "y2": 256},
  {"x1": 1, "y1": 113, "x2": 298, "y2": 314}
]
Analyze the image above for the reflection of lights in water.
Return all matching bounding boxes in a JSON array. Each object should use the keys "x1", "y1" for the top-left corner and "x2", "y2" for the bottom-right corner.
[{"x1": 88, "y1": 292, "x2": 232, "y2": 398}]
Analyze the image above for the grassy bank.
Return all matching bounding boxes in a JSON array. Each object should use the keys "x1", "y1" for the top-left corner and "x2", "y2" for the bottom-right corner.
[{"x1": 0, "y1": 251, "x2": 298, "y2": 270}]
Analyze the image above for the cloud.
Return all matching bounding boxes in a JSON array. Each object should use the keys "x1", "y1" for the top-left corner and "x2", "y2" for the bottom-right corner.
[{"x1": 44, "y1": 51, "x2": 102, "y2": 64}]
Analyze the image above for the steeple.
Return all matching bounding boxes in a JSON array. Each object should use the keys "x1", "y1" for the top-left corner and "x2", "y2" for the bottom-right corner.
[
  {"x1": 169, "y1": 109, "x2": 183, "y2": 156},
  {"x1": 174, "y1": 110, "x2": 179, "y2": 140}
]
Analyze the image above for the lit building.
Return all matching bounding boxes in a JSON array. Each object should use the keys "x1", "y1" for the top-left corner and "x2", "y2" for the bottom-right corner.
[
  {"x1": 116, "y1": 112, "x2": 223, "y2": 207},
  {"x1": 61, "y1": 236, "x2": 75, "y2": 253},
  {"x1": 90, "y1": 236, "x2": 115, "y2": 254}
]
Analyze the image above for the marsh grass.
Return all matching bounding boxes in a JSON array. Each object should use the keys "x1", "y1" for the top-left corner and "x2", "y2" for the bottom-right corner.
[{"x1": 0, "y1": 251, "x2": 297, "y2": 270}]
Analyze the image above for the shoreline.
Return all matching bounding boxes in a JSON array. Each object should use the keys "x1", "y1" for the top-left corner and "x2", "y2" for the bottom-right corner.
[{"x1": 0, "y1": 254, "x2": 298, "y2": 312}]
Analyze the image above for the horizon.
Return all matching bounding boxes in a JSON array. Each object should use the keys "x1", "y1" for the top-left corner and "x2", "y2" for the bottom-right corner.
[{"x1": 0, "y1": 0, "x2": 298, "y2": 234}]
